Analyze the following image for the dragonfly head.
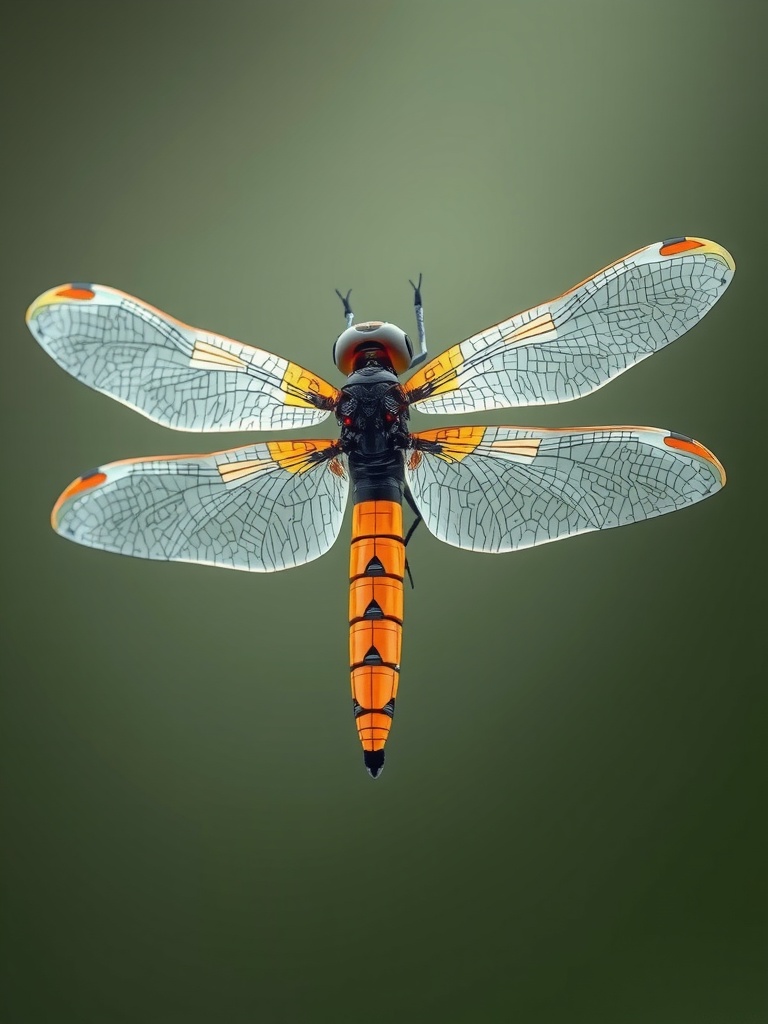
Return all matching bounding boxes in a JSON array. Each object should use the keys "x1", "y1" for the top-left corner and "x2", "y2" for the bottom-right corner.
[{"x1": 333, "y1": 321, "x2": 413, "y2": 376}]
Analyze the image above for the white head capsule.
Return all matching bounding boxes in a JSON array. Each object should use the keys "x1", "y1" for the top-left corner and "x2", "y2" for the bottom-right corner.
[{"x1": 332, "y1": 321, "x2": 414, "y2": 376}]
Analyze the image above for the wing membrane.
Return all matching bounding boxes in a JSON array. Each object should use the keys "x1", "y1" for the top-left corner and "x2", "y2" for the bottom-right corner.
[
  {"x1": 52, "y1": 440, "x2": 348, "y2": 571},
  {"x1": 406, "y1": 425, "x2": 724, "y2": 552},
  {"x1": 27, "y1": 283, "x2": 339, "y2": 431},
  {"x1": 405, "y1": 238, "x2": 734, "y2": 414}
]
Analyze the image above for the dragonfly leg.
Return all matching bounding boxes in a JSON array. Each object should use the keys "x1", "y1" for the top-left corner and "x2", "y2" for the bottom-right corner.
[
  {"x1": 403, "y1": 514, "x2": 422, "y2": 547},
  {"x1": 403, "y1": 489, "x2": 421, "y2": 588},
  {"x1": 404, "y1": 486, "x2": 421, "y2": 523},
  {"x1": 404, "y1": 557, "x2": 415, "y2": 590},
  {"x1": 334, "y1": 288, "x2": 354, "y2": 328}
]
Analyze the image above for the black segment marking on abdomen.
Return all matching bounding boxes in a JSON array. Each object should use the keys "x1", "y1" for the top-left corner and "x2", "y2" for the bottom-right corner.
[
  {"x1": 363, "y1": 646, "x2": 383, "y2": 665},
  {"x1": 363, "y1": 599, "x2": 384, "y2": 619},
  {"x1": 353, "y1": 698, "x2": 396, "y2": 718}
]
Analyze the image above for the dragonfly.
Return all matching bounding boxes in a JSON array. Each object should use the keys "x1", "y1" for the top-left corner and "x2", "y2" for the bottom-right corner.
[{"x1": 26, "y1": 236, "x2": 733, "y2": 778}]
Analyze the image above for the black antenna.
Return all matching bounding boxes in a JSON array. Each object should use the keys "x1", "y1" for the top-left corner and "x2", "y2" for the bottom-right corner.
[
  {"x1": 408, "y1": 273, "x2": 428, "y2": 365},
  {"x1": 335, "y1": 288, "x2": 354, "y2": 328}
]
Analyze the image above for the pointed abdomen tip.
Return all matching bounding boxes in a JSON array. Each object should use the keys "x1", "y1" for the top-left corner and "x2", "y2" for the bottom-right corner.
[{"x1": 364, "y1": 749, "x2": 385, "y2": 778}]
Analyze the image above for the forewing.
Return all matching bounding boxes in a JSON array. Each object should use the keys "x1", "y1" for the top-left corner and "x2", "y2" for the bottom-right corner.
[
  {"x1": 406, "y1": 425, "x2": 724, "y2": 552},
  {"x1": 405, "y1": 238, "x2": 734, "y2": 414},
  {"x1": 52, "y1": 440, "x2": 349, "y2": 571},
  {"x1": 27, "y1": 283, "x2": 339, "y2": 431}
]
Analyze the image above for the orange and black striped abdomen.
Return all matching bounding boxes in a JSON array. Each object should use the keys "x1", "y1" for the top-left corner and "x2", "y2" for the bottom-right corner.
[{"x1": 349, "y1": 500, "x2": 404, "y2": 778}]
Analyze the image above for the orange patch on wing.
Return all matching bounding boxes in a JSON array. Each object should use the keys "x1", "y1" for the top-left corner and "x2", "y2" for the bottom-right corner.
[
  {"x1": 55, "y1": 287, "x2": 95, "y2": 300},
  {"x1": 659, "y1": 239, "x2": 704, "y2": 257},
  {"x1": 408, "y1": 450, "x2": 422, "y2": 471},
  {"x1": 51, "y1": 471, "x2": 107, "y2": 528},
  {"x1": 64, "y1": 471, "x2": 107, "y2": 496},
  {"x1": 663, "y1": 435, "x2": 726, "y2": 484}
]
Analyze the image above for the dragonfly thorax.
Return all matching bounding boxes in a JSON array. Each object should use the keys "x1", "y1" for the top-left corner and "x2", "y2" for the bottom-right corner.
[
  {"x1": 343, "y1": 364, "x2": 401, "y2": 388},
  {"x1": 337, "y1": 371, "x2": 410, "y2": 456},
  {"x1": 338, "y1": 374, "x2": 410, "y2": 505}
]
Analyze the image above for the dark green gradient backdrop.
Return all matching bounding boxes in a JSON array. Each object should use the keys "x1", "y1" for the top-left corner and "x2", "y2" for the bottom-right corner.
[{"x1": 1, "y1": 2, "x2": 765, "y2": 1021}]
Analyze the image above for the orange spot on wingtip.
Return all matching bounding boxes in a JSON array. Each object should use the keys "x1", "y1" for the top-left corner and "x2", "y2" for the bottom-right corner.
[
  {"x1": 659, "y1": 239, "x2": 704, "y2": 257},
  {"x1": 50, "y1": 471, "x2": 107, "y2": 528},
  {"x1": 664, "y1": 436, "x2": 726, "y2": 485},
  {"x1": 55, "y1": 286, "x2": 96, "y2": 300}
]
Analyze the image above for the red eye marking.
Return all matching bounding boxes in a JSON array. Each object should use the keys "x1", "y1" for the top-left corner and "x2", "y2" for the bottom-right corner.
[
  {"x1": 55, "y1": 286, "x2": 96, "y2": 300},
  {"x1": 385, "y1": 412, "x2": 395, "y2": 423},
  {"x1": 343, "y1": 416, "x2": 353, "y2": 427}
]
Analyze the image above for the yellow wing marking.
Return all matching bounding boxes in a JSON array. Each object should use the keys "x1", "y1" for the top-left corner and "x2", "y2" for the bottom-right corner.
[
  {"x1": 404, "y1": 343, "x2": 464, "y2": 398},
  {"x1": 217, "y1": 458, "x2": 274, "y2": 483},
  {"x1": 501, "y1": 311, "x2": 557, "y2": 344},
  {"x1": 418, "y1": 426, "x2": 486, "y2": 462},
  {"x1": 267, "y1": 440, "x2": 332, "y2": 473},
  {"x1": 216, "y1": 440, "x2": 335, "y2": 483},
  {"x1": 190, "y1": 339, "x2": 247, "y2": 370},
  {"x1": 281, "y1": 361, "x2": 339, "y2": 408},
  {"x1": 486, "y1": 437, "x2": 541, "y2": 458},
  {"x1": 503, "y1": 312, "x2": 556, "y2": 345}
]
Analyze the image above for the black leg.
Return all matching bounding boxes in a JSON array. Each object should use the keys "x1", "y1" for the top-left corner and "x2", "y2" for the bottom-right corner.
[
  {"x1": 403, "y1": 488, "x2": 421, "y2": 587},
  {"x1": 404, "y1": 487, "x2": 420, "y2": 518},
  {"x1": 404, "y1": 557, "x2": 415, "y2": 590},
  {"x1": 403, "y1": 514, "x2": 422, "y2": 547}
]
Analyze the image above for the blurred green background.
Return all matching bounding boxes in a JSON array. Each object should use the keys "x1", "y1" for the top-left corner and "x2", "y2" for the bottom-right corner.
[{"x1": 1, "y1": 2, "x2": 765, "y2": 1021}]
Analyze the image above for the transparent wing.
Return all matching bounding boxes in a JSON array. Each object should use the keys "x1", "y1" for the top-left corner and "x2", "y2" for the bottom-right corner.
[
  {"x1": 52, "y1": 439, "x2": 348, "y2": 571},
  {"x1": 404, "y1": 238, "x2": 734, "y2": 414},
  {"x1": 27, "y1": 283, "x2": 340, "y2": 431},
  {"x1": 406, "y1": 425, "x2": 725, "y2": 552}
]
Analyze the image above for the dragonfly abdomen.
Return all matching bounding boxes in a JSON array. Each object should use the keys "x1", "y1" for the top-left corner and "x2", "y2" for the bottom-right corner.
[{"x1": 348, "y1": 500, "x2": 404, "y2": 778}]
